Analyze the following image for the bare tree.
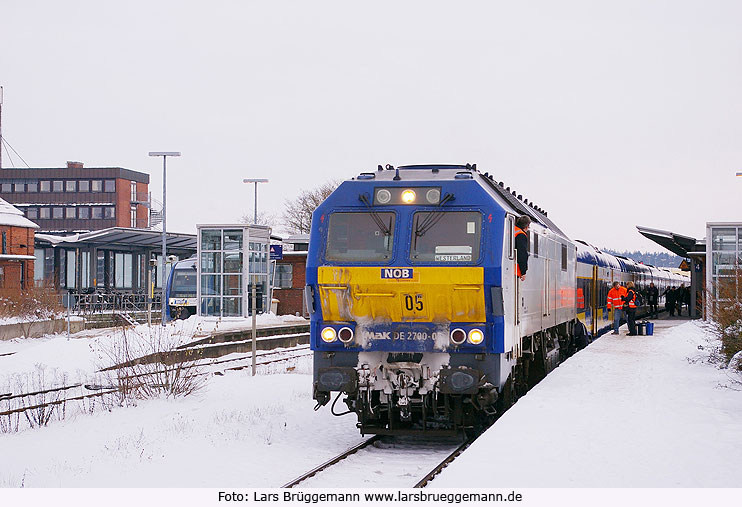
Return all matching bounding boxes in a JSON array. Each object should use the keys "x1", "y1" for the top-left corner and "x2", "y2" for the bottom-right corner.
[
  {"x1": 282, "y1": 180, "x2": 340, "y2": 234},
  {"x1": 239, "y1": 210, "x2": 277, "y2": 228}
]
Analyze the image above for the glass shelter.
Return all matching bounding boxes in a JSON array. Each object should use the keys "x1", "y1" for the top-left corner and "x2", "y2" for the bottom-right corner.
[{"x1": 197, "y1": 224, "x2": 271, "y2": 317}]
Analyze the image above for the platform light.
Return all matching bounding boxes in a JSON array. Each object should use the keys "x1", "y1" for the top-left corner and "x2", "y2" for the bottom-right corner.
[
  {"x1": 401, "y1": 189, "x2": 416, "y2": 204},
  {"x1": 321, "y1": 327, "x2": 337, "y2": 343},
  {"x1": 467, "y1": 329, "x2": 484, "y2": 345}
]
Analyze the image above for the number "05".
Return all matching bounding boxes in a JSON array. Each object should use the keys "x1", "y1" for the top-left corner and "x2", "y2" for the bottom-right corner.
[{"x1": 404, "y1": 294, "x2": 424, "y2": 312}]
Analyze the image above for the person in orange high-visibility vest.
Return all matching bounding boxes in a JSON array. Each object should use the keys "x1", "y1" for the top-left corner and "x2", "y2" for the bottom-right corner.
[
  {"x1": 514, "y1": 216, "x2": 530, "y2": 281},
  {"x1": 607, "y1": 281, "x2": 626, "y2": 334},
  {"x1": 623, "y1": 281, "x2": 638, "y2": 336}
]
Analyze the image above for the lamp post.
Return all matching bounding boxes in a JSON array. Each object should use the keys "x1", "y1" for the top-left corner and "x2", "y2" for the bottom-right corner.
[
  {"x1": 242, "y1": 178, "x2": 268, "y2": 375},
  {"x1": 242, "y1": 178, "x2": 269, "y2": 224},
  {"x1": 149, "y1": 151, "x2": 181, "y2": 325}
]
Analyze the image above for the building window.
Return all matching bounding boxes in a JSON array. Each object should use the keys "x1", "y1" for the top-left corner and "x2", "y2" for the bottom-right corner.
[
  {"x1": 78, "y1": 180, "x2": 90, "y2": 192},
  {"x1": 1, "y1": 183, "x2": 11, "y2": 192},
  {"x1": 66, "y1": 250, "x2": 76, "y2": 289},
  {"x1": 79, "y1": 207, "x2": 90, "y2": 219},
  {"x1": 27, "y1": 181, "x2": 38, "y2": 192},
  {"x1": 0, "y1": 267, "x2": 4, "y2": 288},
  {"x1": 92, "y1": 207, "x2": 103, "y2": 219},
  {"x1": 53, "y1": 207, "x2": 64, "y2": 219},
  {"x1": 274, "y1": 264, "x2": 293, "y2": 288},
  {"x1": 27, "y1": 208, "x2": 38, "y2": 219},
  {"x1": 53, "y1": 180, "x2": 64, "y2": 192},
  {"x1": 14, "y1": 183, "x2": 24, "y2": 192},
  {"x1": 130, "y1": 181, "x2": 137, "y2": 201},
  {"x1": 1, "y1": 231, "x2": 6, "y2": 254},
  {"x1": 66, "y1": 207, "x2": 76, "y2": 219},
  {"x1": 91, "y1": 180, "x2": 103, "y2": 192},
  {"x1": 131, "y1": 206, "x2": 137, "y2": 227},
  {"x1": 65, "y1": 180, "x2": 76, "y2": 192},
  {"x1": 40, "y1": 207, "x2": 51, "y2": 219},
  {"x1": 104, "y1": 207, "x2": 115, "y2": 219},
  {"x1": 40, "y1": 181, "x2": 51, "y2": 192},
  {"x1": 104, "y1": 180, "x2": 115, "y2": 192}
]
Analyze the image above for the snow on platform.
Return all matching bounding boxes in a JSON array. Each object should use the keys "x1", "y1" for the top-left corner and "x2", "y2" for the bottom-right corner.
[{"x1": 435, "y1": 319, "x2": 742, "y2": 487}]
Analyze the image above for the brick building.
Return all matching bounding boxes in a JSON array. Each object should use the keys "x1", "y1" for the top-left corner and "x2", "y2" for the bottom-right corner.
[
  {"x1": 0, "y1": 198, "x2": 39, "y2": 293},
  {"x1": 0, "y1": 161, "x2": 150, "y2": 233},
  {"x1": 272, "y1": 235, "x2": 309, "y2": 316}
]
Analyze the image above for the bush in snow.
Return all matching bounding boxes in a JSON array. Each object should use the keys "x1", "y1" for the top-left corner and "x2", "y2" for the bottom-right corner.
[
  {"x1": 0, "y1": 284, "x2": 63, "y2": 335},
  {"x1": 710, "y1": 271, "x2": 742, "y2": 370},
  {"x1": 101, "y1": 324, "x2": 207, "y2": 403}
]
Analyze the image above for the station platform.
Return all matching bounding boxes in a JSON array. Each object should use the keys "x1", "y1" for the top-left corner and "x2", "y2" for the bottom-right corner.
[{"x1": 434, "y1": 316, "x2": 742, "y2": 487}]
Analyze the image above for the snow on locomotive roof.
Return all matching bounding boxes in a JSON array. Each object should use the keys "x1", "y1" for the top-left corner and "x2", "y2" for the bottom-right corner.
[{"x1": 356, "y1": 164, "x2": 568, "y2": 238}]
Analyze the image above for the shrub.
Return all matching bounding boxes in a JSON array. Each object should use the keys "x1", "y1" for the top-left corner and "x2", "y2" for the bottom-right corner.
[{"x1": 710, "y1": 270, "x2": 742, "y2": 370}]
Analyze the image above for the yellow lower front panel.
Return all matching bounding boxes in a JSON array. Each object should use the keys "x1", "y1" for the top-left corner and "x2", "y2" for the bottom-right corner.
[{"x1": 317, "y1": 266, "x2": 485, "y2": 323}]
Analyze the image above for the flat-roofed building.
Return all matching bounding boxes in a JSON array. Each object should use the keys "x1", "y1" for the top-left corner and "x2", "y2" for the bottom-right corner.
[{"x1": 0, "y1": 161, "x2": 150, "y2": 233}]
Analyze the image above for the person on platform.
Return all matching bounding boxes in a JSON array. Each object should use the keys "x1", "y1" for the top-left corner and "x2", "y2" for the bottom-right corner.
[
  {"x1": 665, "y1": 286, "x2": 677, "y2": 317},
  {"x1": 607, "y1": 281, "x2": 627, "y2": 335},
  {"x1": 623, "y1": 281, "x2": 638, "y2": 336},
  {"x1": 515, "y1": 216, "x2": 530, "y2": 281},
  {"x1": 647, "y1": 282, "x2": 659, "y2": 319}
]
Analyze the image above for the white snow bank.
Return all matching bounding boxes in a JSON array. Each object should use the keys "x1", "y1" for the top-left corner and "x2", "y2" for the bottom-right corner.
[{"x1": 435, "y1": 321, "x2": 742, "y2": 487}]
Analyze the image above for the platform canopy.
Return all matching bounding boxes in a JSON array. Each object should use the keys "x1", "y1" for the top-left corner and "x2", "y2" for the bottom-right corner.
[
  {"x1": 35, "y1": 227, "x2": 197, "y2": 253},
  {"x1": 636, "y1": 225, "x2": 705, "y2": 258}
]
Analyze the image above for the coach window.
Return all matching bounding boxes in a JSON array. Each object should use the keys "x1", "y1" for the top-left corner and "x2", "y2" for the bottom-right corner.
[
  {"x1": 410, "y1": 211, "x2": 481, "y2": 264},
  {"x1": 104, "y1": 180, "x2": 116, "y2": 192},
  {"x1": 561, "y1": 244, "x2": 568, "y2": 271},
  {"x1": 507, "y1": 216, "x2": 515, "y2": 260},
  {"x1": 78, "y1": 180, "x2": 90, "y2": 192},
  {"x1": 533, "y1": 233, "x2": 539, "y2": 258},
  {"x1": 66, "y1": 180, "x2": 76, "y2": 192},
  {"x1": 325, "y1": 212, "x2": 395, "y2": 263},
  {"x1": 53, "y1": 180, "x2": 64, "y2": 192}
]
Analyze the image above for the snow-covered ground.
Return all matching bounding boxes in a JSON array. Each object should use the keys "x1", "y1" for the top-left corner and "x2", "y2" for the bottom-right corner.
[
  {"x1": 1, "y1": 317, "x2": 740, "y2": 488},
  {"x1": 436, "y1": 319, "x2": 742, "y2": 487}
]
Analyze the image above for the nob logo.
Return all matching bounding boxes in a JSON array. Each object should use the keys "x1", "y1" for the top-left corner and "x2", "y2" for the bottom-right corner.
[{"x1": 381, "y1": 268, "x2": 413, "y2": 279}]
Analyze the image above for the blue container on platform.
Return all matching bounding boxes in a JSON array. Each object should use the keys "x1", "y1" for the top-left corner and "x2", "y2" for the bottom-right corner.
[{"x1": 646, "y1": 322, "x2": 654, "y2": 336}]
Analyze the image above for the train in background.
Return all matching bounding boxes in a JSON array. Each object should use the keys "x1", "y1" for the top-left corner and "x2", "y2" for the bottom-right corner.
[
  {"x1": 164, "y1": 257, "x2": 197, "y2": 320},
  {"x1": 305, "y1": 164, "x2": 688, "y2": 435}
]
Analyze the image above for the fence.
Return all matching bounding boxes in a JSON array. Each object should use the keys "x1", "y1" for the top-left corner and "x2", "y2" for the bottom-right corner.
[{"x1": 59, "y1": 291, "x2": 161, "y2": 315}]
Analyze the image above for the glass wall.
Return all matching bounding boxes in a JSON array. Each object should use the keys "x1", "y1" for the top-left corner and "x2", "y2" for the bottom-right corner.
[{"x1": 198, "y1": 226, "x2": 270, "y2": 317}]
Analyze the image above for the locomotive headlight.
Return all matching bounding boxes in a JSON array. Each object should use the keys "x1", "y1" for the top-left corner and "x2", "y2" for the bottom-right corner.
[
  {"x1": 338, "y1": 326, "x2": 354, "y2": 343},
  {"x1": 401, "y1": 189, "x2": 416, "y2": 204},
  {"x1": 467, "y1": 329, "x2": 484, "y2": 345},
  {"x1": 450, "y1": 328, "x2": 466, "y2": 345},
  {"x1": 321, "y1": 327, "x2": 337, "y2": 343},
  {"x1": 425, "y1": 188, "x2": 441, "y2": 204},
  {"x1": 376, "y1": 188, "x2": 392, "y2": 204}
]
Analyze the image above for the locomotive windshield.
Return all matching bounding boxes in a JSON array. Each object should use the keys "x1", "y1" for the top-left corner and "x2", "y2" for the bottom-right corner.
[
  {"x1": 411, "y1": 211, "x2": 481, "y2": 263},
  {"x1": 325, "y1": 212, "x2": 395, "y2": 262}
]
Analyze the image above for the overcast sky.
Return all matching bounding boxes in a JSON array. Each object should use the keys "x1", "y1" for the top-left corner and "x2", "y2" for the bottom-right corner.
[{"x1": 1, "y1": 0, "x2": 741, "y2": 251}]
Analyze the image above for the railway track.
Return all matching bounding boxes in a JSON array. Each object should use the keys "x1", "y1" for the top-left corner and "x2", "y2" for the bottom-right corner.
[
  {"x1": 281, "y1": 434, "x2": 469, "y2": 488},
  {"x1": 1, "y1": 341, "x2": 313, "y2": 420}
]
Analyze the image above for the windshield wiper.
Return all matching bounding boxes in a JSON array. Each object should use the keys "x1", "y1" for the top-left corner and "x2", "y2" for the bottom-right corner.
[
  {"x1": 414, "y1": 192, "x2": 455, "y2": 238},
  {"x1": 359, "y1": 193, "x2": 392, "y2": 236}
]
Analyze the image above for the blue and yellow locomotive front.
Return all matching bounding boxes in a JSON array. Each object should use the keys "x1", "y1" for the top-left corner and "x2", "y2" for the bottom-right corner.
[{"x1": 306, "y1": 165, "x2": 510, "y2": 434}]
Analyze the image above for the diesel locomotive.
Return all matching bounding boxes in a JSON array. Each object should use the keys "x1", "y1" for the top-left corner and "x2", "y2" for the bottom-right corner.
[{"x1": 305, "y1": 164, "x2": 686, "y2": 435}]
